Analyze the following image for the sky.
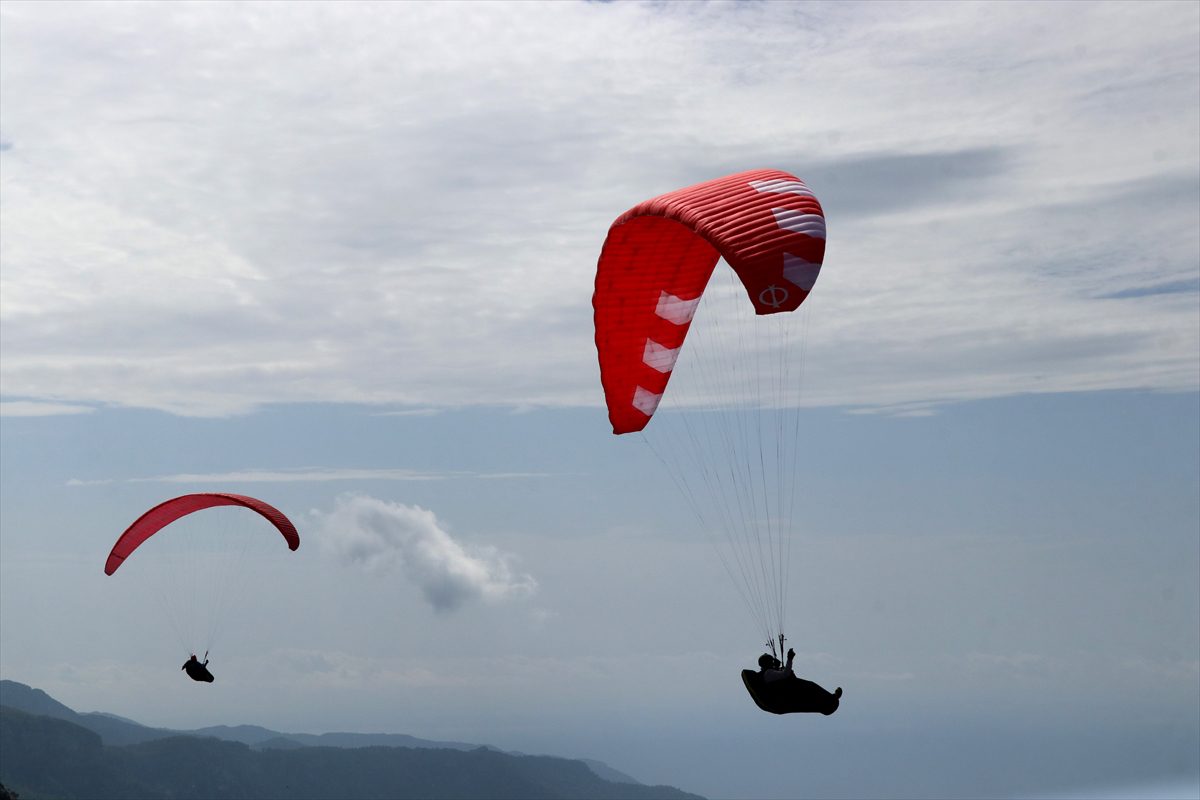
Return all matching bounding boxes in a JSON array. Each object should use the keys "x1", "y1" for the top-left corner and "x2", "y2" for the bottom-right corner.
[{"x1": 1, "y1": 2, "x2": 1197, "y2": 798}]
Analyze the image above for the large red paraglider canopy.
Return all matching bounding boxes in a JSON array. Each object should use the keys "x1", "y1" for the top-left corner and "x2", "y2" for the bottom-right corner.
[{"x1": 592, "y1": 169, "x2": 827, "y2": 434}]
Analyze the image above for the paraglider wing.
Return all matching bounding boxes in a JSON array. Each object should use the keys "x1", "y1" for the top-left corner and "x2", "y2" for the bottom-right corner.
[
  {"x1": 105, "y1": 493, "x2": 299, "y2": 576},
  {"x1": 593, "y1": 170, "x2": 834, "y2": 702},
  {"x1": 593, "y1": 169, "x2": 826, "y2": 434}
]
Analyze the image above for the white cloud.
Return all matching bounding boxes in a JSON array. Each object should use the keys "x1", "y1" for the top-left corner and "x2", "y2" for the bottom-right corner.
[
  {"x1": 0, "y1": 2, "x2": 1195, "y2": 416},
  {"x1": 62, "y1": 467, "x2": 553, "y2": 485},
  {"x1": 0, "y1": 400, "x2": 94, "y2": 417},
  {"x1": 1026, "y1": 781, "x2": 1200, "y2": 800},
  {"x1": 371, "y1": 408, "x2": 444, "y2": 417},
  {"x1": 130, "y1": 468, "x2": 453, "y2": 484},
  {"x1": 316, "y1": 494, "x2": 536, "y2": 612}
]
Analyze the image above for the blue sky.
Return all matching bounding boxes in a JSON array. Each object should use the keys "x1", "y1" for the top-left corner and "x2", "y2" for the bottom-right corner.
[{"x1": 1, "y1": 2, "x2": 1198, "y2": 798}]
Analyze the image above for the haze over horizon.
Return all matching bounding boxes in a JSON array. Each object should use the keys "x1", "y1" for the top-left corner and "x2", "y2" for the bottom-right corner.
[{"x1": 1, "y1": 2, "x2": 1197, "y2": 799}]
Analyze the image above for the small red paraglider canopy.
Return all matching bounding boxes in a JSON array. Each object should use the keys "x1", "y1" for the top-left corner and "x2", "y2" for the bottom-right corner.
[{"x1": 105, "y1": 493, "x2": 299, "y2": 576}]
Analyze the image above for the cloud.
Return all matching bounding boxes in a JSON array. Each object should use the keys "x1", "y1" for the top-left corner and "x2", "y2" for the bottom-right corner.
[
  {"x1": 371, "y1": 408, "x2": 444, "y2": 417},
  {"x1": 316, "y1": 494, "x2": 536, "y2": 612},
  {"x1": 1100, "y1": 278, "x2": 1200, "y2": 300},
  {"x1": 131, "y1": 468, "x2": 453, "y2": 484},
  {"x1": 1024, "y1": 780, "x2": 1200, "y2": 800},
  {"x1": 0, "y1": 400, "x2": 94, "y2": 417},
  {"x1": 62, "y1": 467, "x2": 553, "y2": 485},
  {"x1": 0, "y1": 2, "x2": 1196, "y2": 416}
]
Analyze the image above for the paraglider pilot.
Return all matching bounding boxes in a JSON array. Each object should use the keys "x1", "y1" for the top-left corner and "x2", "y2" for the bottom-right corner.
[
  {"x1": 182, "y1": 653, "x2": 214, "y2": 683},
  {"x1": 759, "y1": 647, "x2": 841, "y2": 694},
  {"x1": 744, "y1": 647, "x2": 842, "y2": 714},
  {"x1": 759, "y1": 648, "x2": 792, "y2": 682}
]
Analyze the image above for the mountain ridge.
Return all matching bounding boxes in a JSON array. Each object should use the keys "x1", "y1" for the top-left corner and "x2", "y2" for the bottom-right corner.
[
  {"x1": 0, "y1": 705, "x2": 704, "y2": 799},
  {"x1": 0, "y1": 681, "x2": 657, "y2": 800}
]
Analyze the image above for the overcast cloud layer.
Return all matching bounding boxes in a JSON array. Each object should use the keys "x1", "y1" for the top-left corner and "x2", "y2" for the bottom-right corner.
[{"x1": 1, "y1": 1, "x2": 1196, "y2": 417}]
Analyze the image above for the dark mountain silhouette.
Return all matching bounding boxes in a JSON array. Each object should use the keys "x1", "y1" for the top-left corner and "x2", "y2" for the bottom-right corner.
[
  {"x1": 0, "y1": 682, "x2": 691, "y2": 799},
  {"x1": 0, "y1": 680, "x2": 170, "y2": 746},
  {"x1": 190, "y1": 724, "x2": 485, "y2": 753},
  {"x1": 0, "y1": 681, "x2": 76, "y2": 719},
  {"x1": 257, "y1": 735, "x2": 308, "y2": 750},
  {"x1": 0, "y1": 679, "x2": 639, "y2": 784}
]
